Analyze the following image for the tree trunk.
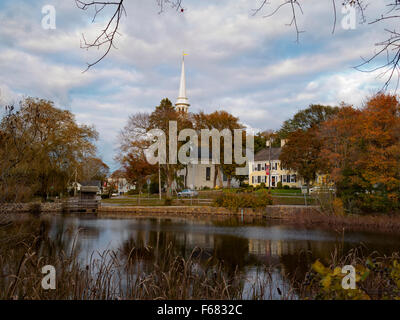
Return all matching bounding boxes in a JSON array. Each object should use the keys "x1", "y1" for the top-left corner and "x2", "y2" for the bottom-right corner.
[
  {"x1": 184, "y1": 165, "x2": 188, "y2": 188},
  {"x1": 166, "y1": 166, "x2": 172, "y2": 198},
  {"x1": 213, "y1": 166, "x2": 217, "y2": 188},
  {"x1": 217, "y1": 166, "x2": 223, "y2": 188}
]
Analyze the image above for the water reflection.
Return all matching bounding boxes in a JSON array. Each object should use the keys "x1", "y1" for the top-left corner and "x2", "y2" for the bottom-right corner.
[
  {"x1": 4, "y1": 214, "x2": 400, "y2": 299},
  {"x1": 42, "y1": 214, "x2": 400, "y2": 267}
]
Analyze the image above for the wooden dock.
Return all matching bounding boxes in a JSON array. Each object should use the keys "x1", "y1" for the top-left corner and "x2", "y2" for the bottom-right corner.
[{"x1": 63, "y1": 198, "x2": 99, "y2": 213}]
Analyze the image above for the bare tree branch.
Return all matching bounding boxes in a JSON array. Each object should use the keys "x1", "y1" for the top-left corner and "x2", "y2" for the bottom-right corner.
[
  {"x1": 76, "y1": 0, "x2": 126, "y2": 72},
  {"x1": 76, "y1": 0, "x2": 185, "y2": 72},
  {"x1": 76, "y1": 0, "x2": 400, "y2": 90}
]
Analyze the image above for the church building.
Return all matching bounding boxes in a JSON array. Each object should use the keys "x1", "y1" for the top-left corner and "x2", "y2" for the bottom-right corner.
[{"x1": 175, "y1": 55, "x2": 240, "y2": 190}]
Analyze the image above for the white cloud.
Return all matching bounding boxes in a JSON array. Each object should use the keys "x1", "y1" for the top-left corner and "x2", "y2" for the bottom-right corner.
[{"x1": 0, "y1": 0, "x2": 397, "y2": 170}]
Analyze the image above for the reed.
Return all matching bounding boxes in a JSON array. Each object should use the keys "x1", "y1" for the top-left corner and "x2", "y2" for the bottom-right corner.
[
  {"x1": 278, "y1": 209, "x2": 400, "y2": 234},
  {"x1": 0, "y1": 221, "x2": 293, "y2": 300}
]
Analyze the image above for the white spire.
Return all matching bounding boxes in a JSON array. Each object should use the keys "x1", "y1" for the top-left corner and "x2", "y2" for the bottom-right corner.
[{"x1": 175, "y1": 54, "x2": 190, "y2": 113}]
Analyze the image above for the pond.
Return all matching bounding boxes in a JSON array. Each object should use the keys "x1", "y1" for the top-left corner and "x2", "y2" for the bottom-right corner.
[{"x1": 3, "y1": 213, "x2": 400, "y2": 299}]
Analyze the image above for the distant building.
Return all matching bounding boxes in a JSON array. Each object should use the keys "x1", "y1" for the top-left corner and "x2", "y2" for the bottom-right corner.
[
  {"x1": 81, "y1": 180, "x2": 102, "y2": 194},
  {"x1": 106, "y1": 176, "x2": 135, "y2": 195}
]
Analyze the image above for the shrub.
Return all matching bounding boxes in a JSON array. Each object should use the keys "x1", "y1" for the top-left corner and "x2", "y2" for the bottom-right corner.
[
  {"x1": 277, "y1": 182, "x2": 283, "y2": 189},
  {"x1": 29, "y1": 203, "x2": 41, "y2": 215},
  {"x1": 101, "y1": 194, "x2": 110, "y2": 199},
  {"x1": 283, "y1": 185, "x2": 290, "y2": 189},
  {"x1": 150, "y1": 182, "x2": 159, "y2": 194},
  {"x1": 214, "y1": 190, "x2": 272, "y2": 212},
  {"x1": 332, "y1": 198, "x2": 345, "y2": 216},
  {"x1": 164, "y1": 197, "x2": 173, "y2": 206},
  {"x1": 126, "y1": 189, "x2": 138, "y2": 195}
]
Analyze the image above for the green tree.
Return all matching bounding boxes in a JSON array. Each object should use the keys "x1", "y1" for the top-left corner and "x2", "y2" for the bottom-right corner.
[
  {"x1": 278, "y1": 104, "x2": 339, "y2": 139},
  {"x1": 278, "y1": 104, "x2": 338, "y2": 193}
]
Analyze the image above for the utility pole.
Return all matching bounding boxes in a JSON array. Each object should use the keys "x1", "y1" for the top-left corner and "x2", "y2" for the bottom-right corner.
[
  {"x1": 266, "y1": 139, "x2": 271, "y2": 190},
  {"x1": 74, "y1": 167, "x2": 77, "y2": 197},
  {"x1": 158, "y1": 163, "x2": 162, "y2": 201}
]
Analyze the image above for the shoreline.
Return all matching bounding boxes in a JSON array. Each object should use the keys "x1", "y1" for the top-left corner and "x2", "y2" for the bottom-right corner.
[{"x1": 3, "y1": 203, "x2": 400, "y2": 234}]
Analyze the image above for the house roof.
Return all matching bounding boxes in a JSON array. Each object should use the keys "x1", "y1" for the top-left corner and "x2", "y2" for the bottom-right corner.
[
  {"x1": 81, "y1": 180, "x2": 101, "y2": 188},
  {"x1": 254, "y1": 147, "x2": 281, "y2": 161},
  {"x1": 81, "y1": 186, "x2": 99, "y2": 193}
]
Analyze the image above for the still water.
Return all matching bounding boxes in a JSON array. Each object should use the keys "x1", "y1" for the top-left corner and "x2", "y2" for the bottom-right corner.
[
  {"x1": 11, "y1": 213, "x2": 400, "y2": 298},
  {"x1": 48, "y1": 215, "x2": 400, "y2": 267}
]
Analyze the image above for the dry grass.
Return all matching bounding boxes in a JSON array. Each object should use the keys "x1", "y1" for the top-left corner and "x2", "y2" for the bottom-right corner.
[
  {"x1": 0, "y1": 218, "x2": 295, "y2": 300},
  {"x1": 278, "y1": 209, "x2": 400, "y2": 234}
]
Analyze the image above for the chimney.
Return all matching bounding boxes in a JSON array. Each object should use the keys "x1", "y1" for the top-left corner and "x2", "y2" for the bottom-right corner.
[{"x1": 280, "y1": 139, "x2": 287, "y2": 148}]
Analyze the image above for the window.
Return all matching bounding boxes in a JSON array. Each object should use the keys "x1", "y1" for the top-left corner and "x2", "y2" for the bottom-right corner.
[
  {"x1": 252, "y1": 176, "x2": 254, "y2": 184},
  {"x1": 291, "y1": 175, "x2": 297, "y2": 183},
  {"x1": 282, "y1": 175, "x2": 287, "y2": 183},
  {"x1": 257, "y1": 176, "x2": 261, "y2": 183},
  {"x1": 257, "y1": 164, "x2": 261, "y2": 171},
  {"x1": 206, "y1": 167, "x2": 211, "y2": 181},
  {"x1": 223, "y1": 171, "x2": 227, "y2": 182}
]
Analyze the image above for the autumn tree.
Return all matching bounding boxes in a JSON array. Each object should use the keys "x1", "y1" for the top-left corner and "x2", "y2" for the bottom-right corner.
[
  {"x1": 280, "y1": 128, "x2": 326, "y2": 193},
  {"x1": 193, "y1": 110, "x2": 244, "y2": 188},
  {"x1": 78, "y1": 157, "x2": 109, "y2": 185},
  {"x1": 122, "y1": 152, "x2": 156, "y2": 204},
  {"x1": 149, "y1": 98, "x2": 193, "y2": 196},
  {"x1": 320, "y1": 93, "x2": 400, "y2": 213},
  {"x1": 0, "y1": 98, "x2": 98, "y2": 201},
  {"x1": 118, "y1": 98, "x2": 192, "y2": 197}
]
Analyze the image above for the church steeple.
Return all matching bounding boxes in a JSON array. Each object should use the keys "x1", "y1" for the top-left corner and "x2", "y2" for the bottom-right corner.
[{"x1": 175, "y1": 53, "x2": 190, "y2": 113}]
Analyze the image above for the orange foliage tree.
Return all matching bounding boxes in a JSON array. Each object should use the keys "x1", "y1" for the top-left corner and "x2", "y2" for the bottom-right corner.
[{"x1": 320, "y1": 94, "x2": 400, "y2": 213}]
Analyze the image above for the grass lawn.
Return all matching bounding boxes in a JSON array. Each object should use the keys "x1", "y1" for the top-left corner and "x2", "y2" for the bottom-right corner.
[
  {"x1": 270, "y1": 188, "x2": 301, "y2": 194},
  {"x1": 101, "y1": 189, "x2": 314, "y2": 207}
]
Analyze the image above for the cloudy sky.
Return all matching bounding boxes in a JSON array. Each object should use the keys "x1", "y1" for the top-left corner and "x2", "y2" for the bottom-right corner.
[{"x1": 0, "y1": 0, "x2": 394, "y2": 171}]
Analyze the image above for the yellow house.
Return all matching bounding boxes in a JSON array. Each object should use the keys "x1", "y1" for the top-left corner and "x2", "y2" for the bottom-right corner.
[
  {"x1": 249, "y1": 140, "x2": 303, "y2": 188},
  {"x1": 249, "y1": 140, "x2": 332, "y2": 189}
]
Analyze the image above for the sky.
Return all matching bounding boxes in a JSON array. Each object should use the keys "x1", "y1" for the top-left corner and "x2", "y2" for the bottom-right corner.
[{"x1": 0, "y1": 0, "x2": 395, "y2": 171}]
